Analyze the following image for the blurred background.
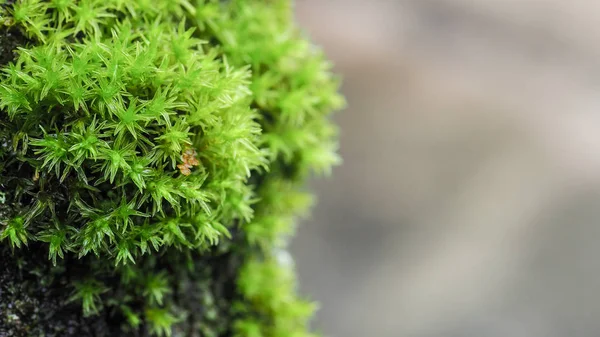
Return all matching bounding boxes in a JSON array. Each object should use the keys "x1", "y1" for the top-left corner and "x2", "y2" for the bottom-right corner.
[{"x1": 291, "y1": 1, "x2": 600, "y2": 337}]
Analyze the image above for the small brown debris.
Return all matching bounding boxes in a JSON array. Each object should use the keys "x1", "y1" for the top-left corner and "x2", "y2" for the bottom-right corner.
[{"x1": 177, "y1": 147, "x2": 200, "y2": 176}]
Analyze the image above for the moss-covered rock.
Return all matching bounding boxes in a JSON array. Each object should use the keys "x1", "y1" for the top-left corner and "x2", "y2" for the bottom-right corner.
[{"x1": 0, "y1": 0, "x2": 343, "y2": 335}]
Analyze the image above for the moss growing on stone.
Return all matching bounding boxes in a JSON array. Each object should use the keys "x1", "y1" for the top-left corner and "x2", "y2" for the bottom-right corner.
[{"x1": 0, "y1": 0, "x2": 343, "y2": 336}]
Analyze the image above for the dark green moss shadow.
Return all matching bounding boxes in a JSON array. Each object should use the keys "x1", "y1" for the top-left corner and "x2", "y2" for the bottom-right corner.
[
  {"x1": 0, "y1": 7, "x2": 30, "y2": 67},
  {"x1": 0, "y1": 237, "x2": 248, "y2": 337}
]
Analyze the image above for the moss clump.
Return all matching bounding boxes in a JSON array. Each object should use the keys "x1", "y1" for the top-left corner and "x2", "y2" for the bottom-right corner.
[{"x1": 0, "y1": 0, "x2": 343, "y2": 336}]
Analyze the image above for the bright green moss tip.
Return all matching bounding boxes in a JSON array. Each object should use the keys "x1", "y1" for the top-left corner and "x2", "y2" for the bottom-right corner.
[{"x1": 0, "y1": 0, "x2": 343, "y2": 336}]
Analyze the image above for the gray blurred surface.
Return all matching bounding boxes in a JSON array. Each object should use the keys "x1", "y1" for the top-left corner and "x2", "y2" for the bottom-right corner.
[{"x1": 291, "y1": 1, "x2": 600, "y2": 337}]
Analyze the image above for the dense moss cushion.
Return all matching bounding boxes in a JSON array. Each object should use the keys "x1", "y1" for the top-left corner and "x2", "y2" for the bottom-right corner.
[{"x1": 0, "y1": 0, "x2": 343, "y2": 336}]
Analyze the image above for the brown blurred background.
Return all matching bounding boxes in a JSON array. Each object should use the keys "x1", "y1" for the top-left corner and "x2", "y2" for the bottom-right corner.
[{"x1": 291, "y1": 1, "x2": 600, "y2": 337}]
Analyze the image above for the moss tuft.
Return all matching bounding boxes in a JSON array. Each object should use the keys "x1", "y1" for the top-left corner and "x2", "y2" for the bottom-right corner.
[{"x1": 0, "y1": 0, "x2": 344, "y2": 336}]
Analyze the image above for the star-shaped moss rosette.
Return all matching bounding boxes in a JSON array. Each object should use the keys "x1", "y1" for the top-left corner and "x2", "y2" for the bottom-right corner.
[{"x1": 0, "y1": 0, "x2": 344, "y2": 336}]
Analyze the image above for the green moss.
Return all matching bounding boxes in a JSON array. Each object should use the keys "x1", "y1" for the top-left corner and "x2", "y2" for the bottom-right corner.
[{"x1": 0, "y1": 0, "x2": 344, "y2": 336}]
